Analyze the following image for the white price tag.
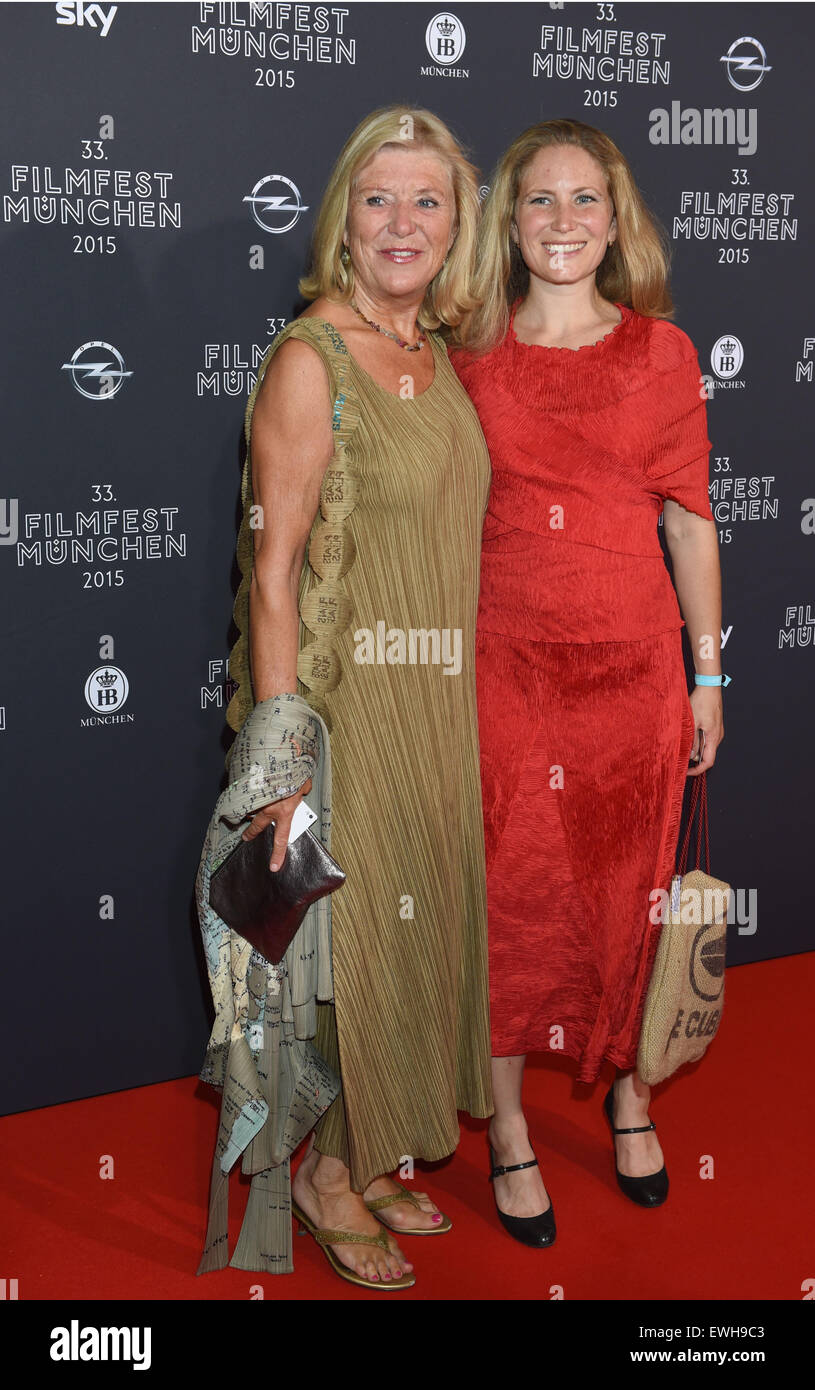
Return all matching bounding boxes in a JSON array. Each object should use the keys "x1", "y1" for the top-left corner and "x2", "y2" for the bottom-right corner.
[{"x1": 288, "y1": 799, "x2": 318, "y2": 844}]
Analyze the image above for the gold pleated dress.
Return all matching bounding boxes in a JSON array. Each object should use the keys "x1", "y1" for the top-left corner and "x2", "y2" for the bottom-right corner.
[{"x1": 225, "y1": 316, "x2": 494, "y2": 1191}]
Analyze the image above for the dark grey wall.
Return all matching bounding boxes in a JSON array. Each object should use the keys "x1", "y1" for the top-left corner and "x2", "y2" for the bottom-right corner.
[{"x1": 1, "y1": 2, "x2": 812, "y2": 1114}]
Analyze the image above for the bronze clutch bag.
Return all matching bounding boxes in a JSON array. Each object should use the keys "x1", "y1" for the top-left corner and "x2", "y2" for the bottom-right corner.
[{"x1": 209, "y1": 821, "x2": 345, "y2": 966}]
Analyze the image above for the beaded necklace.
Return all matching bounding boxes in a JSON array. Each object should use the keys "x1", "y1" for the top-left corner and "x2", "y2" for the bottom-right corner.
[{"x1": 349, "y1": 299, "x2": 426, "y2": 352}]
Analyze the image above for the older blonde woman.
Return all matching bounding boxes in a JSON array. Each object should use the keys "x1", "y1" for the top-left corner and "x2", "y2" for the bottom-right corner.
[
  {"x1": 221, "y1": 106, "x2": 493, "y2": 1290},
  {"x1": 450, "y1": 119, "x2": 724, "y2": 1245}
]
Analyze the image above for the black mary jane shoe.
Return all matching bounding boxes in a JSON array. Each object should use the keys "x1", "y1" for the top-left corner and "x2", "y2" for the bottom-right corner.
[
  {"x1": 603, "y1": 1085, "x2": 669, "y2": 1208},
  {"x1": 488, "y1": 1145, "x2": 556, "y2": 1247}
]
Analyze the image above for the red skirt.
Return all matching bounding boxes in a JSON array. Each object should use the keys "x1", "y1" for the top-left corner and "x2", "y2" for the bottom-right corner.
[{"x1": 476, "y1": 626, "x2": 695, "y2": 1082}]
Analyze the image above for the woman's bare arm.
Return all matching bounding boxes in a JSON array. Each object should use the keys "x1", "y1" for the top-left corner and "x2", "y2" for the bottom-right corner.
[
  {"x1": 663, "y1": 503, "x2": 724, "y2": 774},
  {"x1": 241, "y1": 335, "x2": 335, "y2": 865}
]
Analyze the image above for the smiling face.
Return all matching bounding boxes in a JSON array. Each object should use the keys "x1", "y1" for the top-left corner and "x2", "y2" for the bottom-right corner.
[
  {"x1": 511, "y1": 143, "x2": 617, "y2": 286},
  {"x1": 344, "y1": 144, "x2": 457, "y2": 307}
]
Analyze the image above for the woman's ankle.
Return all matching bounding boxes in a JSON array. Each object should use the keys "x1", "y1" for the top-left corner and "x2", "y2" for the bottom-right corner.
[
  {"x1": 488, "y1": 1112, "x2": 532, "y2": 1148},
  {"x1": 306, "y1": 1152, "x2": 354, "y2": 1195}
]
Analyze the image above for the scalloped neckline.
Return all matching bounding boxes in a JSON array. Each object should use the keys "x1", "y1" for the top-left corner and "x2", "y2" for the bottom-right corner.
[{"x1": 509, "y1": 300, "x2": 630, "y2": 354}]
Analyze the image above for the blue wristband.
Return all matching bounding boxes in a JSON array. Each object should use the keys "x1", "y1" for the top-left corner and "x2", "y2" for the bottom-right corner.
[{"x1": 694, "y1": 673, "x2": 731, "y2": 687}]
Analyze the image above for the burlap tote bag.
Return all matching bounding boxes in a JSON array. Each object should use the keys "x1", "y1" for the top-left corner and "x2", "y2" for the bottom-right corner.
[{"x1": 638, "y1": 771, "x2": 730, "y2": 1085}]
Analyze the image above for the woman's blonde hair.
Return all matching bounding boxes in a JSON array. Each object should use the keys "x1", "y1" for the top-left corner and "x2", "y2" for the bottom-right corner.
[
  {"x1": 298, "y1": 104, "x2": 481, "y2": 330},
  {"x1": 455, "y1": 118, "x2": 675, "y2": 355}
]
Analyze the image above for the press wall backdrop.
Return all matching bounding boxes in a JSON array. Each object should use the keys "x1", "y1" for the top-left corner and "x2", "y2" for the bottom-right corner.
[{"x1": 2, "y1": 1, "x2": 812, "y2": 1114}]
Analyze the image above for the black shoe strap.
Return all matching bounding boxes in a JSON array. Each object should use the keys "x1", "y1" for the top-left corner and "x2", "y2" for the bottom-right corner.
[
  {"x1": 489, "y1": 1157, "x2": 539, "y2": 1180},
  {"x1": 612, "y1": 1120, "x2": 657, "y2": 1135}
]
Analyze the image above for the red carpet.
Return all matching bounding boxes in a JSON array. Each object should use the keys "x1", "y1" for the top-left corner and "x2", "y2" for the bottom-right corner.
[{"x1": 2, "y1": 952, "x2": 811, "y2": 1302}]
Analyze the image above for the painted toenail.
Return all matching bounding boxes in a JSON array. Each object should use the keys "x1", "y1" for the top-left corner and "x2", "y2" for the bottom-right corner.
[{"x1": 432, "y1": 1213, "x2": 442, "y2": 1222}]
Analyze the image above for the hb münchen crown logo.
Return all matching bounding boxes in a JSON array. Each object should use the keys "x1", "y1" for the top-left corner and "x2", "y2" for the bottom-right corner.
[
  {"x1": 424, "y1": 12, "x2": 466, "y2": 65},
  {"x1": 84, "y1": 664, "x2": 130, "y2": 712}
]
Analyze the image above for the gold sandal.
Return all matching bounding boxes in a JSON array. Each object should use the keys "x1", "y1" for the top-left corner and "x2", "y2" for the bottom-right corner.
[
  {"x1": 292, "y1": 1201, "x2": 416, "y2": 1290},
  {"x1": 364, "y1": 1184, "x2": 452, "y2": 1235}
]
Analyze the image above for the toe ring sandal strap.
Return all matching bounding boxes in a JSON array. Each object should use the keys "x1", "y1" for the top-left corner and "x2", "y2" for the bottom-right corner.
[
  {"x1": 313, "y1": 1226, "x2": 392, "y2": 1252},
  {"x1": 489, "y1": 1157, "x2": 539, "y2": 1181},
  {"x1": 365, "y1": 1189, "x2": 421, "y2": 1213}
]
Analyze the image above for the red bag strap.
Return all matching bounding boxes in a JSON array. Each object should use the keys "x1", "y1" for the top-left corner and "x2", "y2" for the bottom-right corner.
[{"x1": 677, "y1": 769, "x2": 711, "y2": 875}]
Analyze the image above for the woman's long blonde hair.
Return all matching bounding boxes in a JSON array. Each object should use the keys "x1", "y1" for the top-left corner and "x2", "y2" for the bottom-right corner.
[
  {"x1": 298, "y1": 105, "x2": 481, "y2": 330},
  {"x1": 455, "y1": 118, "x2": 675, "y2": 355}
]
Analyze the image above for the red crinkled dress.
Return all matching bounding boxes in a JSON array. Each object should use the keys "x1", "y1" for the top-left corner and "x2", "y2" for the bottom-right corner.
[{"x1": 451, "y1": 301, "x2": 715, "y2": 1082}]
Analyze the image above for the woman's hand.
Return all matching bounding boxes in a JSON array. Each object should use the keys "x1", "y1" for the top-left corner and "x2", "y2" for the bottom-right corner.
[
  {"x1": 241, "y1": 777, "x2": 313, "y2": 871},
  {"x1": 687, "y1": 687, "x2": 723, "y2": 776}
]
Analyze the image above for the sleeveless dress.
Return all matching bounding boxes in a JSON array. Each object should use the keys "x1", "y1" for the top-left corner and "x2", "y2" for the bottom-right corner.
[
  {"x1": 226, "y1": 316, "x2": 493, "y2": 1190},
  {"x1": 452, "y1": 302, "x2": 715, "y2": 1082}
]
